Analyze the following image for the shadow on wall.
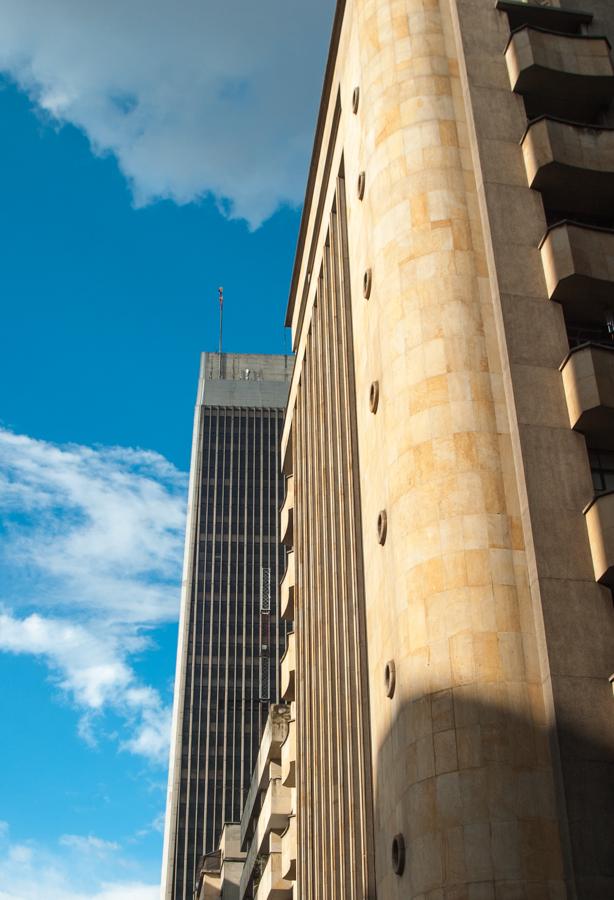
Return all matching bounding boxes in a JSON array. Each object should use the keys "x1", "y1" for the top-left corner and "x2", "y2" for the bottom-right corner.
[{"x1": 372, "y1": 685, "x2": 614, "y2": 900}]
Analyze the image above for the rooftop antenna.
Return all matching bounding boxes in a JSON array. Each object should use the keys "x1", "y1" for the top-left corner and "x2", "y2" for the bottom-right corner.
[
  {"x1": 218, "y1": 286, "x2": 224, "y2": 376},
  {"x1": 218, "y1": 286, "x2": 224, "y2": 353}
]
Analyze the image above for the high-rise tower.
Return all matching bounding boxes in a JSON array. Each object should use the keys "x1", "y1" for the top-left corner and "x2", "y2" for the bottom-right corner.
[{"x1": 161, "y1": 352, "x2": 293, "y2": 900}]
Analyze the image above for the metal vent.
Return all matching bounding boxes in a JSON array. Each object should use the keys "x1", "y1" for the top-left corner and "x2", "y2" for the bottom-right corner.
[
  {"x1": 261, "y1": 566, "x2": 271, "y2": 613},
  {"x1": 259, "y1": 655, "x2": 270, "y2": 702}
]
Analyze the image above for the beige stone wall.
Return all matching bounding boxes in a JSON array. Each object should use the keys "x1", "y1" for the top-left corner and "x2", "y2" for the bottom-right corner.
[
  {"x1": 451, "y1": 1, "x2": 614, "y2": 896},
  {"x1": 283, "y1": 0, "x2": 614, "y2": 897}
]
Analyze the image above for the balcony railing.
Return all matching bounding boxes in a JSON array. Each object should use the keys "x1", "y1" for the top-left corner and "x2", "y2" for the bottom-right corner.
[
  {"x1": 566, "y1": 320, "x2": 613, "y2": 349},
  {"x1": 589, "y1": 449, "x2": 614, "y2": 494},
  {"x1": 496, "y1": 0, "x2": 592, "y2": 35}
]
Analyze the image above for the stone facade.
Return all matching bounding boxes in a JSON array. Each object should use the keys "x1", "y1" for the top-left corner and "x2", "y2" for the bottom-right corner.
[
  {"x1": 195, "y1": 825, "x2": 246, "y2": 900},
  {"x1": 281, "y1": 1, "x2": 614, "y2": 898},
  {"x1": 196, "y1": 706, "x2": 295, "y2": 900}
]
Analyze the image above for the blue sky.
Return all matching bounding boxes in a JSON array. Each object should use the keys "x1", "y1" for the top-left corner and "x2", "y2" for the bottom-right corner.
[{"x1": 0, "y1": 2, "x2": 331, "y2": 896}]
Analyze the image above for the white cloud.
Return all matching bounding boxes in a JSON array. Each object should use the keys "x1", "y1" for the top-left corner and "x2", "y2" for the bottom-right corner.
[
  {"x1": 151, "y1": 812, "x2": 165, "y2": 835},
  {"x1": 0, "y1": 886, "x2": 158, "y2": 900},
  {"x1": 0, "y1": 828, "x2": 159, "y2": 900},
  {"x1": 132, "y1": 811, "x2": 166, "y2": 843},
  {"x1": 0, "y1": 429, "x2": 187, "y2": 624},
  {"x1": 8, "y1": 847, "x2": 32, "y2": 866},
  {"x1": 0, "y1": 613, "x2": 132, "y2": 709},
  {"x1": 84, "y1": 887, "x2": 158, "y2": 900},
  {"x1": 0, "y1": 427, "x2": 186, "y2": 762},
  {"x1": 0, "y1": 611, "x2": 171, "y2": 764},
  {"x1": 59, "y1": 835, "x2": 119, "y2": 856},
  {"x1": 0, "y1": 0, "x2": 333, "y2": 227}
]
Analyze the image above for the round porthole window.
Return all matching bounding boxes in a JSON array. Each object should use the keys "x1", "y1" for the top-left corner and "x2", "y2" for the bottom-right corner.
[
  {"x1": 392, "y1": 834, "x2": 405, "y2": 876},
  {"x1": 377, "y1": 510, "x2": 387, "y2": 545},
  {"x1": 352, "y1": 86, "x2": 360, "y2": 113},
  {"x1": 384, "y1": 660, "x2": 396, "y2": 698},
  {"x1": 357, "y1": 171, "x2": 366, "y2": 200},
  {"x1": 369, "y1": 381, "x2": 379, "y2": 414},
  {"x1": 363, "y1": 268, "x2": 372, "y2": 299}
]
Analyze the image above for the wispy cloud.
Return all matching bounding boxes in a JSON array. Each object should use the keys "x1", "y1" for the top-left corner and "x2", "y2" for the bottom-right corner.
[
  {"x1": 0, "y1": 428, "x2": 186, "y2": 623},
  {"x1": 130, "y1": 812, "x2": 166, "y2": 845},
  {"x1": 0, "y1": 427, "x2": 186, "y2": 762},
  {"x1": 0, "y1": 824, "x2": 158, "y2": 900},
  {"x1": 59, "y1": 834, "x2": 119, "y2": 856},
  {"x1": 0, "y1": 0, "x2": 333, "y2": 227},
  {"x1": 0, "y1": 610, "x2": 172, "y2": 762}
]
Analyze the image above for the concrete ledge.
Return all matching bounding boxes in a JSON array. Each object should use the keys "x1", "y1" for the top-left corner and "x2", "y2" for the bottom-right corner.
[
  {"x1": 560, "y1": 343, "x2": 614, "y2": 445},
  {"x1": 521, "y1": 117, "x2": 614, "y2": 219},
  {"x1": 584, "y1": 490, "x2": 614, "y2": 587},
  {"x1": 280, "y1": 476, "x2": 294, "y2": 547},
  {"x1": 505, "y1": 26, "x2": 614, "y2": 119},
  {"x1": 540, "y1": 221, "x2": 614, "y2": 323},
  {"x1": 280, "y1": 551, "x2": 295, "y2": 622},
  {"x1": 496, "y1": 0, "x2": 592, "y2": 35},
  {"x1": 240, "y1": 707, "x2": 290, "y2": 850},
  {"x1": 281, "y1": 815, "x2": 297, "y2": 883},
  {"x1": 281, "y1": 716, "x2": 296, "y2": 789},
  {"x1": 254, "y1": 851, "x2": 293, "y2": 900},
  {"x1": 281, "y1": 632, "x2": 295, "y2": 703}
]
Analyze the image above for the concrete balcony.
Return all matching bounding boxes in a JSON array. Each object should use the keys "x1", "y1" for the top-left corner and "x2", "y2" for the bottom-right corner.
[
  {"x1": 521, "y1": 117, "x2": 614, "y2": 219},
  {"x1": 505, "y1": 27, "x2": 614, "y2": 120},
  {"x1": 281, "y1": 632, "x2": 295, "y2": 703},
  {"x1": 584, "y1": 491, "x2": 614, "y2": 588},
  {"x1": 281, "y1": 815, "x2": 297, "y2": 882},
  {"x1": 239, "y1": 782, "x2": 291, "y2": 900},
  {"x1": 560, "y1": 344, "x2": 614, "y2": 447},
  {"x1": 280, "y1": 550, "x2": 295, "y2": 622},
  {"x1": 497, "y1": 1, "x2": 592, "y2": 36},
  {"x1": 254, "y1": 851, "x2": 293, "y2": 900},
  {"x1": 261, "y1": 778, "x2": 292, "y2": 839},
  {"x1": 241, "y1": 707, "x2": 290, "y2": 850},
  {"x1": 280, "y1": 475, "x2": 294, "y2": 547},
  {"x1": 281, "y1": 716, "x2": 296, "y2": 789},
  {"x1": 540, "y1": 221, "x2": 614, "y2": 324}
]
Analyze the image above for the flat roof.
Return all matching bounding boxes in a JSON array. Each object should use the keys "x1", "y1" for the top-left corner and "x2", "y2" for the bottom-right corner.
[{"x1": 199, "y1": 351, "x2": 293, "y2": 409}]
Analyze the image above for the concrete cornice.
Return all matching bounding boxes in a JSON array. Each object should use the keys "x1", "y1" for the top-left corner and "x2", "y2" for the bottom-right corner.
[{"x1": 285, "y1": 0, "x2": 346, "y2": 328}]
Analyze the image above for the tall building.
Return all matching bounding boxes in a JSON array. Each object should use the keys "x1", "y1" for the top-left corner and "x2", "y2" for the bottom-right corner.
[
  {"x1": 277, "y1": 0, "x2": 614, "y2": 898},
  {"x1": 161, "y1": 352, "x2": 293, "y2": 900}
]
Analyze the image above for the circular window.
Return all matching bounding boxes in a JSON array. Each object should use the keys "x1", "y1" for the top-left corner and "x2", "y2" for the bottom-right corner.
[
  {"x1": 363, "y1": 268, "x2": 372, "y2": 299},
  {"x1": 369, "y1": 381, "x2": 379, "y2": 414},
  {"x1": 377, "y1": 510, "x2": 387, "y2": 545},
  {"x1": 384, "y1": 660, "x2": 396, "y2": 698},
  {"x1": 357, "y1": 171, "x2": 366, "y2": 200},
  {"x1": 352, "y1": 86, "x2": 360, "y2": 113},
  {"x1": 392, "y1": 834, "x2": 405, "y2": 876}
]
